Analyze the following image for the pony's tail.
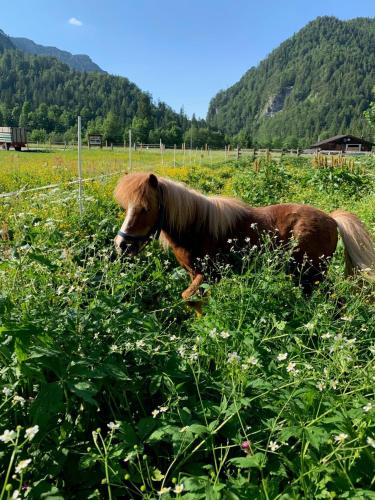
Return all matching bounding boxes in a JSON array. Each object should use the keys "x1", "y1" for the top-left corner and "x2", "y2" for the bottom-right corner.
[{"x1": 330, "y1": 210, "x2": 375, "y2": 280}]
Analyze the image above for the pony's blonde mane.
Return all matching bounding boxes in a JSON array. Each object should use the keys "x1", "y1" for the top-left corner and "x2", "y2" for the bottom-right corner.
[{"x1": 114, "y1": 172, "x2": 250, "y2": 239}]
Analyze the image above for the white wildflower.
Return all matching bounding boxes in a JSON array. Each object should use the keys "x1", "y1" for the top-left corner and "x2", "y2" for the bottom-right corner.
[
  {"x1": 2, "y1": 387, "x2": 12, "y2": 397},
  {"x1": 346, "y1": 338, "x2": 356, "y2": 348},
  {"x1": 363, "y1": 403, "x2": 373, "y2": 412},
  {"x1": 321, "y1": 333, "x2": 332, "y2": 339},
  {"x1": 0, "y1": 429, "x2": 17, "y2": 443},
  {"x1": 367, "y1": 436, "x2": 375, "y2": 448},
  {"x1": 12, "y1": 490, "x2": 20, "y2": 499},
  {"x1": 250, "y1": 222, "x2": 257, "y2": 229},
  {"x1": 107, "y1": 422, "x2": 120, "y2": 431},
  {"x1": 286, "y1": 362, "x2": 296, "y2": 373},
  {"x1": 341, "y1": 315, "x2": 353, "y2": 322},
  {"x1": 220, "y1": 331, "x2": 230, "y2": 339},
  {"x1": 136, "y1": 340, "x2": 145, "y2": 348},
  {"x1": 25, "y1": 425, "x2": 39, "y2": 441},
  {"x1": 277, "y1": 352, "x2": 288, "y2": 361},
  {"x1": 268, "y1": 440, "x2": 280, "y2": 452},
  {"x1": 304, "y1": 322, "x2": 314, "y2": 331},
  {"x1": 159, "y1": 406, "x2": 168, "y2": 413},
  {"x1": 174, "y1": 484, "x2": 184, "y2": 494},
  {"x1": 227, "y1": 239, "x2": 233, "y2": 243},
  {"x1": 316, "y1": 382, "x2": 325, "y2": 392},
  {"x1": 209, "y1": 328, "x2": 217, "y2": 338},
  {"x1": 179, "y1": 426, "x2": 189, "y2": 433},
  {"x1": 228, "y1": 352, "x2": 241, "y2": 364},
  {"x1": 152, "y1": 409, "x2": 160, "y2": 418},
  {"x1": 15, "y1": 458, "x2": 32, "y2": 473},
  {"x1": 248, "y1": 356, "x2": 258, "y2": 366},
  {"x1": 13, "y1": 395, "x2": 26, "y2": 407},
  {"x1": 177, "y1": 347, "x2": 185, "y2": 357},
  {"x1": 330, "y1": 380, "x2": 338, "y2": 390},
  {"x1": 158, "y1": 487, "x2": 171, "y2": 495},
  {"x1": 334, "y1": 433, "x2": 348, "y2": 444}
]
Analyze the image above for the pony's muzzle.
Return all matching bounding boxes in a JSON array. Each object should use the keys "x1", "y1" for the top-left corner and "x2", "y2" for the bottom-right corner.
[{"x1": 114, "y1": 235, "x2": 141, "y2": 257}]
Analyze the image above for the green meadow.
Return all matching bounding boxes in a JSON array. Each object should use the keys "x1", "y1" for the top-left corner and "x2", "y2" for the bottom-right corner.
[{"x1": 0, "y1": 150, "x2": 374, "y2": 499}]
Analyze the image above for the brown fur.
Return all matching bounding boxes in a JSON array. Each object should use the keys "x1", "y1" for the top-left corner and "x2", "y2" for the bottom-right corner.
[{"x1": 114, "y1": 173, "x2": 375, "y2": 301}]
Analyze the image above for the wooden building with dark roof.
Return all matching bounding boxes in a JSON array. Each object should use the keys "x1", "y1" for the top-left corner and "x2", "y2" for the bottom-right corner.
[{"x1": 310, "y1": 134, "x2": 373, "y2": 152}]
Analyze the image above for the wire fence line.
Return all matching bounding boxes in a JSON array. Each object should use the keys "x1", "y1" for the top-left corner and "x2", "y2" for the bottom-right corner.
[
  {"x1": 0, "y1": 145, "x2": 232, "y2": 202},
  {"x1": 0, "y1": 169, "x2": 129, "y2": 200},
  {"x1": 2, "y1": 144, "x2": 371, "y2": 203}
]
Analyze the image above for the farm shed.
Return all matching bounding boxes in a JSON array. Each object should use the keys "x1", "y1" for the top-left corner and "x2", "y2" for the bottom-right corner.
[{"x1": 310, "y1": 134, "x2": 373, "y2": 152}]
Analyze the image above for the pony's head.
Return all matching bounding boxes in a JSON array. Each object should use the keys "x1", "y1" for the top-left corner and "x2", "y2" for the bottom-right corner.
[{"x1": 114, "y1": 172, "x2": 163, "y2": 256}]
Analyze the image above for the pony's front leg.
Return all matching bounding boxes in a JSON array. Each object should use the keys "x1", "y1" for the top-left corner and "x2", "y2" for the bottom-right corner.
[
  {"x1": 182, "y1": 273, "x2": 204, "y2": 315},
  {"x1": 181, "y1": 273, "x2": 204, "y2": 301}
]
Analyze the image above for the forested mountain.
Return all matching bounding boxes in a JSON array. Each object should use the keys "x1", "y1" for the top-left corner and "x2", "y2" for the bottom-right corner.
[
  {"x1": 11, "y1": 37, "x2": 105, "y2": 73},
  {"x1": 0, "y1": 33, "x2": 224, "y2": 146},
  {"x1": 0, "y1": 47, "x2": 198, "y2": 144},
  {"x1": 207, "y1": 17, "x2": 375, "y2": 147}
]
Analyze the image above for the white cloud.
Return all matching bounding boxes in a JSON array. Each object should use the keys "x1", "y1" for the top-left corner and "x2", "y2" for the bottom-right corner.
[{"x1": 68, "y1": 17, "x2": 83, "y2": 27}]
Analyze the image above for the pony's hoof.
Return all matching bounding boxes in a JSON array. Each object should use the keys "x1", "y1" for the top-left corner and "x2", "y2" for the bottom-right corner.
[{"x1": 184, "y1": 299, "x2": 203, "y2": 316}]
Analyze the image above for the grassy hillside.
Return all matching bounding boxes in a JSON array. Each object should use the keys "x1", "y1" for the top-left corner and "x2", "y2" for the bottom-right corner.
[
  {"x1": 207, "y1": 17, "x2": 375, "y2": 147},
  {"x1": 0, "y1": 151, "x2": 375, "y2": 498}
]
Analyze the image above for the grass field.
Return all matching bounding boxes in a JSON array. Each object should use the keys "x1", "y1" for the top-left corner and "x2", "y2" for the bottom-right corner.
[
  {"x1": 0, "y1": 150, "x2": 375, "y2": 499},
  {"x1": 0, "y1": 148, "x2": 228, "y2": 193}
]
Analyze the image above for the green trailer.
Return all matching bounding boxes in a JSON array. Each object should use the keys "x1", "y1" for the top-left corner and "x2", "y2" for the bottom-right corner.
[{"x1": 0, "y1": 127, "x2": 27, "y2": 151}]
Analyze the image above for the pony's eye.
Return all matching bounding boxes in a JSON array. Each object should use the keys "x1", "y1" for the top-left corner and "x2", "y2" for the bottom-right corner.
[{"x1": 141, "y1": 207, "x2": 149, "y2": 213}]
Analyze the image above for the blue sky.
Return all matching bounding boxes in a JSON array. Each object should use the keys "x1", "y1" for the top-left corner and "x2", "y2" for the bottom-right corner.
[{"x1": 2, "y1": 0, "x2": 375, "y2": 118}]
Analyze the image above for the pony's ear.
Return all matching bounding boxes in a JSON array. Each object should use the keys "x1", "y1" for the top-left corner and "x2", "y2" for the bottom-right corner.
[{"x1": 148, "y1": 174, "x2": 158, "y2": 189}]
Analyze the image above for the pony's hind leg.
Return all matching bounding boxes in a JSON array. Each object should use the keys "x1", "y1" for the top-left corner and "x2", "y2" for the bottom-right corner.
[
  {"x1": 299, "y1": 264, "x2": 325, "y2": 296},
  {"x1": 289, "y1": 256, "x2": 327, "y2": 296}
]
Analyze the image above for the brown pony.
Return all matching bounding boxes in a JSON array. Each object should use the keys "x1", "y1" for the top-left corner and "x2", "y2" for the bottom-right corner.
[{"x1": 114, "y1": 172, "x2": 375, "y2": 305}]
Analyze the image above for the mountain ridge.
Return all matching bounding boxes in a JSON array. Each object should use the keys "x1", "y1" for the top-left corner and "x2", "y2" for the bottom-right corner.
[
  {"x1": 0, "y1": 29, "x2": 14, "y2": 51},
  {"x1": 10, "y1": 36, "x2": 105, "y2": 73}
]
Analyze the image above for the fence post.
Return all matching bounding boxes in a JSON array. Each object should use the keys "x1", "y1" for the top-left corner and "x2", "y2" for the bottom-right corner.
[
  {"x1": 174, "y1": 144, "x2": 176, "y2": 167},
  {"x1": 77, "y1": 116, "x2": 83, "y2": 215},
  {"x1": 160, "y1": 138, "x2": 164, "y2": 165},
  {"x1": 128, "y1": 129, "x2": 132, "y2": 171}
]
